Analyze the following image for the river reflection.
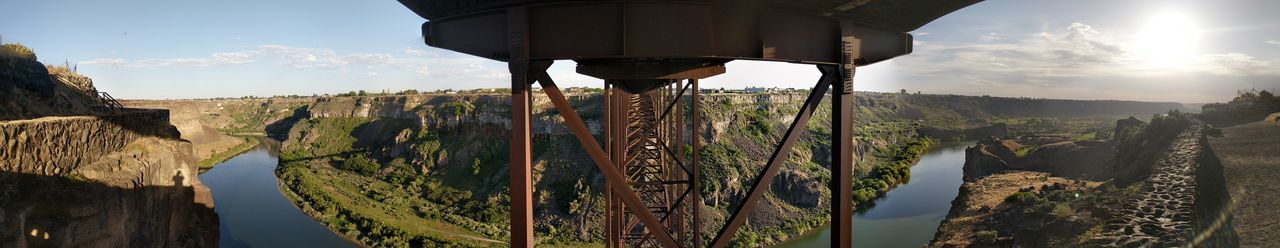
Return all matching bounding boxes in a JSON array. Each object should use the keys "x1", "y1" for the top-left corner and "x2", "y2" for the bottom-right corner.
[
  {"x1": 779, "y1": 141, "x2": 974, "y2": 248},
  {"x1": 199, "y1": 138, "x2": 357, "y2": 248}
]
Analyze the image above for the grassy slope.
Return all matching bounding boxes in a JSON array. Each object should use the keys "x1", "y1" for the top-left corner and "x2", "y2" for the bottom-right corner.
[{"x1": 196, "y1": 136, "x2": 259, "y2": 173}]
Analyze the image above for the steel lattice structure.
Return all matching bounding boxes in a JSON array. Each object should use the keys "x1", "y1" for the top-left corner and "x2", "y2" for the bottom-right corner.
[{"x1": 396, "y1": 1, "x2": 981, "y2": 247}]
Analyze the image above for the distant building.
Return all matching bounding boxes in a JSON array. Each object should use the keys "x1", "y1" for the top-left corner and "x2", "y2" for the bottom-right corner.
[{"x1": 743, "y1": 87, "x2": 782, "y2": 93}]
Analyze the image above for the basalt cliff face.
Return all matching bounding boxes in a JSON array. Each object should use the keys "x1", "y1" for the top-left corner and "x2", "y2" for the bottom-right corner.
[{"x1": 1, "y1": 54, "x2": 218, "y2": 247}]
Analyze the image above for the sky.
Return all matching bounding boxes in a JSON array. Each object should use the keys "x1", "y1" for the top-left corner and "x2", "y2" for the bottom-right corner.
[{"x1": 2, "y1": 0, "x2": 1278, "y2": 103}]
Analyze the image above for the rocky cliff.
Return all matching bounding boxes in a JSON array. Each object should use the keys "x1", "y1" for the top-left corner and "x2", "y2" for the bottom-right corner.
[
  {"x1": 0, "y1": 57, "x2": 105, "y2": 121},
  {"x1": 0, "y1": 112, "x2": 219, "y2": 247},
  {"x1": 1, "y1": 49, "x2": 218, "y2": 247}
]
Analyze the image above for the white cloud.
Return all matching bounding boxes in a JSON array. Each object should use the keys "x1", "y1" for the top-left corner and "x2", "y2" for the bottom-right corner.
[
  {"x1": 895, "y1": 22, "x2": 1280, "y2": 102},
  {"x1": 79, "y1": 45, "x2": 516, "y2": 82},
  {"x1": 80, "y1": 58, "x2": 126, "y2": 66},
  {"x1": 255, "y1": 45, "x2": 347, "y2": 70},
  {"x1": 1267, "y1": 40, "x2": 1280, "y2": 45},
  {"x1": 344, "y1": 53, "x2": 395, "y2": 65},
  {"x1": 402, "y1": 47, "x2": 436, "y2": 57}
]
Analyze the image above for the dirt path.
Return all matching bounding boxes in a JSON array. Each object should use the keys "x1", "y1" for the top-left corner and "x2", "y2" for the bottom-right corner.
[
  {"x1": 1207, "y1": 121, "x2": 1280, "y2": 246},
  {"x1": 1091, "y1": 122, "x2": 1204, "y2": 247}
]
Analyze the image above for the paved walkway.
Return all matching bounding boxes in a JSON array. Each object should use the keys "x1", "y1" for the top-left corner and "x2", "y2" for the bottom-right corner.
[{"x1": 1207, "y1": 121, "x2": 1280, "y2": 247}]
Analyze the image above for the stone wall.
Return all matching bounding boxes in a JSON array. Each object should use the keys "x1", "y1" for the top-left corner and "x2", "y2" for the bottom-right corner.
[
  {"x1": 0, "y1": 109, "x2": 218, "y2": 247},
  {"x1": 0, "y1": 109, "x2": 176, "y2": 175}
]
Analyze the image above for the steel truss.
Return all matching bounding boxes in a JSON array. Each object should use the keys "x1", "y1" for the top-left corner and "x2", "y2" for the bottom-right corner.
[
  {"x1": 503, "y1": 6, "x2": 857, "y2": 247},
  {"x1": 509, "y1": 61, "x2": 854, "y2": 248}
]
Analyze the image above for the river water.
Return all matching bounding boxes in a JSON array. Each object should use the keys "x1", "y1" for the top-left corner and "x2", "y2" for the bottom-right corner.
[
  {"x1": 779, "y1": 141, "x2": 974, "y2": 248},
  {"x1": 199, "y1": 139, "x2": 357, "y2": 248}
]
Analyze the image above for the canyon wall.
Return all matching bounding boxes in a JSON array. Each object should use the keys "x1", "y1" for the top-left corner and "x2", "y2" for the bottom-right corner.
[
  {"x1": 1, "y1": 52, "x2": 218, "y2": 247},
  {"x1": 0, "y1": 110, "x2": 218, "y2": 247}
]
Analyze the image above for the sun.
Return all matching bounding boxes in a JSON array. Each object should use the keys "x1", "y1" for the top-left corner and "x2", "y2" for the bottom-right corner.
[{"x1": 1133, "y1": 11, "x2": 1202, "y2": 69}]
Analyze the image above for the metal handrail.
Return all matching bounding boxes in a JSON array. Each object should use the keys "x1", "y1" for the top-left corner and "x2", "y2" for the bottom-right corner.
[{"x1": 95, "y1": 91, "x2": 123, "y2": 112}]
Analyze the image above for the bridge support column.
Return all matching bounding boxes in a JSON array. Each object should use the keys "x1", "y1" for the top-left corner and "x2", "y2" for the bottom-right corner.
[
  {"x1": 507, "y1": 6, "x2": 535, "y2": 247},
  {"x1": 832, "y1": 21, "x2": 859, "y2": 248},
  {"x1": 829, "y1": 63, "x2": 855, "y2": 248}
]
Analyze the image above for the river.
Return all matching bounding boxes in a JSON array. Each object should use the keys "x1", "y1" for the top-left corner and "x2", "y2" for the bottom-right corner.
[
  {"x1": 199, "y1": 139, "x2": 357, "y2": 248},
  {"x1": 780, "y1": 141, "x2": 974, "y2": 247}
]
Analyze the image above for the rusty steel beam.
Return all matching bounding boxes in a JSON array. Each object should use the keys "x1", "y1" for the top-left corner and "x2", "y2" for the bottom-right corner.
[
  {"x1": 659, "y1": 82, "x2": 691, "y2": 122},
  {"x1": 507, "y1": 6, "x2": 535, "y2": 247},
  {"x1": 691, "y1": 79, "x2": 702, "y2": 248},
  {"x1": 709, "y1": 68, "x2": 834, "y2": 248},
  {"x1": 827, "y1": 63, "x2": 854, "y2": 248},
  {"x1": 832, "y1": 20, "x2": 859, "y2": 247},
  {"x1": 536, "y1": 72, "x2": 681, "y2": 248}
]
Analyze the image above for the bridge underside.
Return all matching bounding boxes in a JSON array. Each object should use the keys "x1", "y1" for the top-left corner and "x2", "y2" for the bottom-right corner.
[{"x1": 437, "y1": 2, "x2": 877, "y2": 247}]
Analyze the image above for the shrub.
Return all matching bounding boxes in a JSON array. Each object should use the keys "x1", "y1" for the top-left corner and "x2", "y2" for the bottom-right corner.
[
  {"x1": 1005, "y1": 191, "x2": 1041, "y2": 204},
  {"x1": 975, "y1": 230, "x2": 999, "y2": 244},
  {"x1": 0, "y1": 43, "x2": 36, "y2": 60}
]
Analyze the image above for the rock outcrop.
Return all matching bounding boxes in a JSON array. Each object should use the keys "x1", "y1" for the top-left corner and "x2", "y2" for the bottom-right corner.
[
  {"x1": 962, "y1": 136, "x2": 1114, "y2": 181},
  {"x1": 0, "y1": 58, "x2": 105, "y2": 121},
  {"x1": 0, "y1": 112, "x2": 219, "y2": 247}
]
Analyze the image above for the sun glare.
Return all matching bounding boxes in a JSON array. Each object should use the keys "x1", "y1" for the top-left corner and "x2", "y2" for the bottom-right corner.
[{"x1": 1133, "y1": 11, "x2": 1202, "y2": 69}]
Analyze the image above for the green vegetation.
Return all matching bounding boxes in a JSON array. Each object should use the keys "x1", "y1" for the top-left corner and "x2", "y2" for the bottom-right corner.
[
  {"x1": 278, "y1": 164, "x2": 506, "y2": 247},
  {"x1": 975, "y1": 230, "x2": 999, "y2": 244},
  {"x1": 276, "y1": 117, "x2": 519, "y2": 247},
  {"x1": 853, "y1": 138, "x2": 938, "y2": 205},
  {"x1": 1072, "y1": 132, "x2": 1098, "y2": 141},
  {"x1": 196, "y1": 136, "x2": 260, "y2": 172},
  {"x1": 340, "y1": 154, "x2": 381, "y2": 176},
  {"x1": 1014, "y1": 145, "x2": 1039, "y2": 158},
  {"x1": 279, "y1": 117, "x2": 372, "y2": 160}
]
